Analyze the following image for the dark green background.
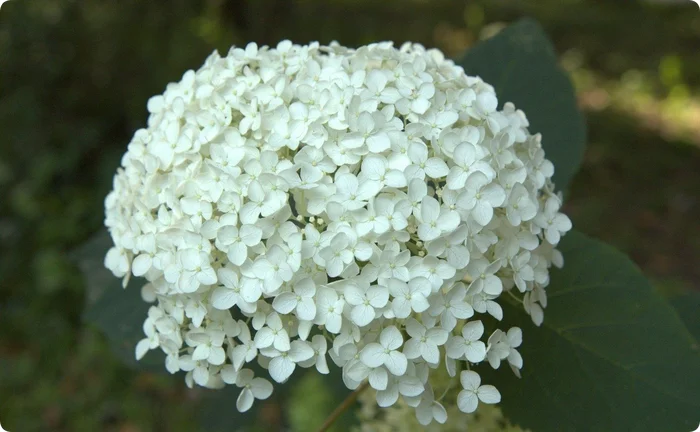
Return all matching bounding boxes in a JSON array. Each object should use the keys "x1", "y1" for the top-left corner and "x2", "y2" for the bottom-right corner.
[{"x1": 1, "y1": 1, "x2": 699, "y2": 431}]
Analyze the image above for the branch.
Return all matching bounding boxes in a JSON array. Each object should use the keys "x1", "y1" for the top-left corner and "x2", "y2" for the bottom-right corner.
[{"x1": 315, "y1": 380, "x2": 369, "y2": 432}]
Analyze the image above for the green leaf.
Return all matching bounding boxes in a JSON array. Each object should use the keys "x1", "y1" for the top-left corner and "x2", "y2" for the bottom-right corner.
[
  {"x1": 75, "y1": 230, "x2": 165, "y2": 372},
  {"x1": 457, "y1": 18, "x2": 586, "y2": 192},
  {"x1": 484, "y1": 230, "x2": 700, "y2": 431},
  {"x1": 666, "y1": 289, "x2": 700, "y2": 347}
]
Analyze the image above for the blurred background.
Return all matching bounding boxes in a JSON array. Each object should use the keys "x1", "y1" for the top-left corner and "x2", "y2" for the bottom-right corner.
[{"x1": 1, "y1": 0, "x2": 699, "y2": 431}]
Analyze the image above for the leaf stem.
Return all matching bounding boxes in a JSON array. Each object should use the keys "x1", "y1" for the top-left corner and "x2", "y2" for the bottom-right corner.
[
  {"x1": 316, "y1": 380, "x2": 369, "y2": 432},
  {"x1": 506, "y1": 289, "x2": 524, "y2": 304},
  {"x1": 437, "y1": 361, "x2": 463, "y2": 401},
  {"x1": 288, "y1": 218, "x2": 306, "y2": 229}
]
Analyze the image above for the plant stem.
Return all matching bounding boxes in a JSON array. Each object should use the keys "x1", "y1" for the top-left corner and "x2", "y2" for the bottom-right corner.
[
  {"x1": 316, "y1": 380, "x2": 369, "y2": 432},
  {"x1": 506, "y1": 289, "x2": 524, "y2": 304}
]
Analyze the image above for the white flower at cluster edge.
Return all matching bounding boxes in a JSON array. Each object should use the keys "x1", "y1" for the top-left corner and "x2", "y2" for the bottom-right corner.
[{"x1": 104, "y1": 39, "x2": 572, "y2": 424}]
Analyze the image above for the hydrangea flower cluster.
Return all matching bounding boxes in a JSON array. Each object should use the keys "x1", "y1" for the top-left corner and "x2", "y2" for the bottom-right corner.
[{"x1": 104, "y1": 40, "x2": 571, "y2": 423}]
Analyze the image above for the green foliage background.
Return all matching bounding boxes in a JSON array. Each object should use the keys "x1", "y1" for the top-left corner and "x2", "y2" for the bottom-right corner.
[{"x1": 1, "y1": 1, "x2": 699, "y2": 431}]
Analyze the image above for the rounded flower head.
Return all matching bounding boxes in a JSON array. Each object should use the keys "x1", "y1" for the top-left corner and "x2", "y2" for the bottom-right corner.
[{"x1": 104, "y1": 40, "x2": 570, "y2": 423}]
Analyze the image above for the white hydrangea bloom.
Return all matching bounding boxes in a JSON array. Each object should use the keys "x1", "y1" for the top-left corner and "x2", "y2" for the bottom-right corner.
[{"x1": 104, "y1": 40, "x2": 571, "y2": 424}]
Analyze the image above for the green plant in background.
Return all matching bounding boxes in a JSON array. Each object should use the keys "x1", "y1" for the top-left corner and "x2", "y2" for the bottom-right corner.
[{"x1": 77, "y1": 18, "x2": 700, "y2": 432}]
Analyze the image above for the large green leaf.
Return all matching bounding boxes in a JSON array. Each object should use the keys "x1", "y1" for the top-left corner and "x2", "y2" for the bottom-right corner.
[
  {"x1": 666, "y1": 289, "x2": 700, "y2": 346},
  {"x1": 484, "y1": 230, "x2": 700, "y2": 431},
  {"x1": 457, "y1": 18, "x2": 586, "y2": 192},
  {"x1": 75, "y1": 230, "x2": 165, "y2": 372}
]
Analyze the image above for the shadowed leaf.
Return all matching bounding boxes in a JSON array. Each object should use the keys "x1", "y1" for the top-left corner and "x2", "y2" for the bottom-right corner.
[
  {"x1": 483, "y1": 230, "x2": 700, "y2": 431},
  {"x1": 457, "y1": 18, "x2": 586, "y2": 192}
]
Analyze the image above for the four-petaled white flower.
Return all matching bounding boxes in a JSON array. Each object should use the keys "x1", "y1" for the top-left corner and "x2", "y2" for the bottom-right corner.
[
  {"x1": 457, "y1": 171, "x2": 506, "y2": 226},
  {"x1": 360, "y1": 326, "x2": 408, "y2": 375},
  {"x1": 389, "y1": 277, "x2": 432, "y2": 318},
  {"x1": 216, "y1": 224, "x2": 262, "y2": 265},
  {"x1": 429, "y1": 283, "x2": 474, "y2": 331},
  {"x1": 486, "y1": 327, "x2": 524, "y2": 376},
  {"x1": 314, "y1": 287, "x2": 345, "y2": 333},
  {"x1": 189, "y1": 328, "x2": 226, "y2": 365},
  {"x1": 417, "y1": 196, "x2": 460, "y2": 242},
  {"x1": 415, "y1": 385, "x2": 448, "y2": 426},
  {"x1": 319, "y1": 233, "x2": 355, "y2": 277},
  {"x1": 534, "y1": 196, "x2": 572, "y2": 245},
  {"x1": 447, "y1": 142, "x2": 494, "y2": 190},
  {"x1": 457, "y1": 370, "x2": 501, "y2": 413},
  {"x1": 272, "y1": 278, "x2": 317, "y2": 321},
  {"x1": 446, "y1": 320, "x2": 487, "y2": 363},
  {"x1": 211, "y1": 268, "x2": 255, "y2": 313},
  {"x1": 345, "y1": 283, "x2": 390, "y2": 326},
  {"x1": 235, "y1": 369, "x2": 274, "y2": 412},
  {"x1": 403, "y1": 318, "x2": 449, "y2": 364},
  {"x1": 264, "y1": 340, "x2": 314, "y2": 383},
  {"x1": 253, "y1": 245, "x2": 293, "y2": 292},
  {"x1": 254, "y1": 313, "x2": 291, "y2": 351},
  {"x1": 404, "y1": 142, "x2": 450, "y2": 181},
  {"x1": 298, "y1": 334, "x2": 330, "y2": 374}
]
